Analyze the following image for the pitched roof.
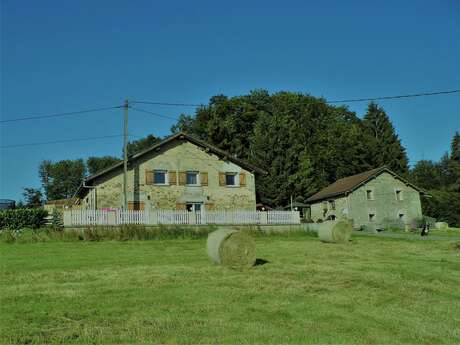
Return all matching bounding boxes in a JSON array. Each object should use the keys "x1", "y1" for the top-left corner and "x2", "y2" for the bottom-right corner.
[
  {"x1": 75, "y1": 132, "x2": 265, "y2": 198},
  {"x1": 306, "y1": 167, "x2": 424, "y2": 203},
  {"x1": 45, "y1": 198, "x2": 77, "y2": 206}
]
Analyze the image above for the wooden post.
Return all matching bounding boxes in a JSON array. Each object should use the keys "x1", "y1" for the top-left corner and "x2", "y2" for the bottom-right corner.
[{"x1": 123, "y1": 100, "x2": 129, "y2": 210}]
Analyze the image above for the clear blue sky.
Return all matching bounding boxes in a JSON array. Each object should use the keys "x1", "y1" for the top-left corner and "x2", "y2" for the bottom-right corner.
[{"x1": 1, "y1": 0, "x2": 459, "y2": 201}]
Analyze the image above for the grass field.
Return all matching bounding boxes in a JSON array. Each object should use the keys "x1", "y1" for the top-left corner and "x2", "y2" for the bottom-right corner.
[
  {"x1": 386, "y1": 227, "x2": 460, "y2": 238},
  {"x1": 1, "y1": 232, "x2": 460, "y2": 345}
]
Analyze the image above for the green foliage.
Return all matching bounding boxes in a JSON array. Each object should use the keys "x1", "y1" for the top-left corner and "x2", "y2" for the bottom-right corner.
[
  {"x1": 173, "y1": 90, "x2": 382, "y2": 206},
  {"x1": 0, "y1": 225, "x2": 218, "y2": 243},
  {"x1": 39, "y1": 159, "x2": 86, "y2": 200},
  {"x1": 0, "y1": 225, "x2": 320, "y2": 243},
  {"x1": 0, "y1": 208, "x2": 48, "y2": 230},
  {"x1": 21, "y1": 187, "x2": 43, "y2": 208},
  {"x1": 87, "y1": 156, "x2": 121, "y2": 175},
  {"x1": 362, "y1": 102, "x2": 409, "y2": 174},
  {"x1": 410, "y1": 132, "x2": 460, "y2": 227},
  {"x1": 422, "y1": 190, "x2": 460, "y2": 227},
  {"x1": 451, "y1": 131, "x2": 460, "y2": 162},
  {"x1": 410, "y1": 160, "x2": 443, "y2": 189},
  {"x1": 127, "y1": 134, "x2": 161, "y2": 156}
]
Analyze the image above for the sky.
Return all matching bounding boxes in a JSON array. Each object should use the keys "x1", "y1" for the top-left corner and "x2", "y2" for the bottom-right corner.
[{"x1": 1, "y1": 0, "x2": 459, "y2": 201}]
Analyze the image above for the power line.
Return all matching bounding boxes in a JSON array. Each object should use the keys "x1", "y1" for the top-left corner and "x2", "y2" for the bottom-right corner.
[
  {"x1": 130, "y1": 106, "x2": 179, "y2": 121},
  {"x1": 131, "y1": 89, "x2": 460, "y2": 109},
  {"x1": 131, "y1": 101, "x2": 203, "y2": 107},
  {"x1": 0, "y1": 134, "x2": 140, "y2": 149},
  {"x1": 327, "y1": 89, "x2": 460, "y2": 104},
  {"x1": 0, "y1": 105, "x2": 122, "y2": 124},
  {"x1": 1, "y1": 88, "x2": 458, "y2": 127}
]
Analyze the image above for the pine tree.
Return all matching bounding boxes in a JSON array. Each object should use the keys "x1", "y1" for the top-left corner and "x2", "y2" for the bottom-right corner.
[
  {"x1": 451, "y1": 131, "x2": 460, "y2": 162},
  {"x1": 362, "y1": 102, "x2": 409, "y2": 174}
]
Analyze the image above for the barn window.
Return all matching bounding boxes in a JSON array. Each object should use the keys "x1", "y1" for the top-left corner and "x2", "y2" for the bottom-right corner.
[
  {"x1": 368, "y1": 213, "x2": 375, "y2": 222},
  {"x1": 395, "y1": 190, "x2": 403, "y2": 201},
  {"x1": 366, "y1": 190, "x2": 374, "y2": 200},
  {"x1": 225, "y1": 173, "x2": 237, "y2": 186},
  {"x1": 329, "y1": 200, "x2": 336, "y2": 210}
]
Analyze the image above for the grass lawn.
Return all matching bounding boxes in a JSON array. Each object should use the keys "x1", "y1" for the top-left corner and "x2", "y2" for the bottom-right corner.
[
  {"x1": 1, "y1": 233, "x2": 460, "y2": 345},
  {"x1": 386, "y1": 227, "x2": 460, "y2": 238}
]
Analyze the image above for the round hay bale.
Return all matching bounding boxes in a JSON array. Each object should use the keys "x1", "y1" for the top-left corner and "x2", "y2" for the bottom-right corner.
[
  {"x1": 435, "y1": 222, "x2": 449, "y2": 230},
  {"x1": 318, "y1": 220, "x2": 353, "y2": 243},
  {"x1": 207, "y1": 228, "x2": 256, "y2": 267}
]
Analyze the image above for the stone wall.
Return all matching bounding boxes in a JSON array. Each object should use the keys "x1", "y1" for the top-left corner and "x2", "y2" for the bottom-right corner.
[
  {"x1": 81, "y1": 140, "x2": 257, "y2": 210},
  {"x1": 310, "y1": 196, "x2": 349, "y2": 222},
  {"x1": 348, "y1": 172, "x2": 422, "y2": 227},
  {"x1": 309, "y1": 172, "x2": 422, "y2": 228}
]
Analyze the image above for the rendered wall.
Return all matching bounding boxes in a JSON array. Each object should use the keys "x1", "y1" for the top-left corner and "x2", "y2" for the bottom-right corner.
[{"x1": 81, "y1": 140, "x2": 257, "y2": 210}]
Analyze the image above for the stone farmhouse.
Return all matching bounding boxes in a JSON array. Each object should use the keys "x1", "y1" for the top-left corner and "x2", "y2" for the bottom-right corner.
[
  {"x1": 74, "y1": 132, "x2": 264, "y2": 211},
  {"x1": 307, "y1": 167, "x2": 426, "y2": 228}
]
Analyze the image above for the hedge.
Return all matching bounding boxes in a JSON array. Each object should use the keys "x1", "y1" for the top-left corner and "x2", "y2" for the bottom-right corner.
[{"x1": 0, "y1": 208, "x2": 48, "y2": 230}]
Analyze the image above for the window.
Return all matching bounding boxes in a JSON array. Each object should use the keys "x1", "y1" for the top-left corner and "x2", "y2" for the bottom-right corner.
[
  {"x1": 395, "y1": 190, "x2": 403, "y2": 201},
  {"x1": 186, "y1": 171, "x2": 199, "y2": 185},
  {"x1": 154, "y1": 170, "x2": 167, "y2": 185},
  {"x1": 225, "y1": 173, "x2": 237, "y2": 186},
  {"x1": 398, "y1": 213, "x2": 405, "y2": 221},
  {"x1": 368, "y1": 213, "x2": 375, "y2": 222},
  {"x1": 186, "y1": 203, "x2": 202, "y2": 212},
  {"x1": 366, "y1": 190, "x2": 374, "y2": 200},
  {"x1": 329, "y1": 200, "x2": 336, "y2": 210}
]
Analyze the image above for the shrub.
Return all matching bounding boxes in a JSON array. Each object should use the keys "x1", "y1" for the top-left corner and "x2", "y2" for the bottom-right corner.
[{"x1": 0, "y1": 208, "x2": 48, "y2": 230}]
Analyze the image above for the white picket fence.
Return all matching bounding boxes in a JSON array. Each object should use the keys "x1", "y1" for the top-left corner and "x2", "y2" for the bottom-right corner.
[{"x1": 64, "y1": 209, "x2": 300, "y2": 226}]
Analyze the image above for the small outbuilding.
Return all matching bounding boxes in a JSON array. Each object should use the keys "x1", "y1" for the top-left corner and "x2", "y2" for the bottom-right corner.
[{"x1": 306, "y1": 167, "x2": 426, "y2": 229}]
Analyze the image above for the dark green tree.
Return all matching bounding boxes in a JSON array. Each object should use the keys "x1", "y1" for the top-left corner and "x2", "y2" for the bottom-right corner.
[
  {"x1": 171, "y1": 114, "x2": 195, "y2": 134},
  {"x1": 362, "y1": 102, "x2": 409, "y2": 174},
  {"x1": 171, "y1": 89, "x2": 373, "y2": 206},
  {"x1": 39, "y1": 159, "x2": 86, "y2": 200},
  {"x1": 22, "y1": 187, "x2": 43, "y2": 208},
  {"x1": 127, "y1": 134, "x2": 161, "y2": 156},
  {"x1": 409, "y1": 160, "x2": 443, "y2": 190},
  {"x1": 87, "y1": 156, "x2": 121, "y2": 175},
  {"x1": 411, "y1": 132, "x2": 460, "y2": 226},
  {"x1": 422, "y1": 189, "x2": 460, "y2": 226},
  {"x1": 451, "y1": 131, "x2": 460, "y2": 162}
]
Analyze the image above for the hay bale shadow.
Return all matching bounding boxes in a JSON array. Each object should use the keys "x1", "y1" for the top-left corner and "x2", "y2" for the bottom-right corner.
[{"x1": 254, "y1": 258, "x2": 270, "y2": 266}]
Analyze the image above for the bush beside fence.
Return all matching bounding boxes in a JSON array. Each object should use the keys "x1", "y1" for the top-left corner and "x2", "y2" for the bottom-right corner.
[{"x1": 0, "y1": 209, "x2": 48, "y2": 230}]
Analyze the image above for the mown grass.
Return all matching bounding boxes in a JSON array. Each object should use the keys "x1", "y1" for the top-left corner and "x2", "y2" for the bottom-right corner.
[
  {"x1": 1, "y1": 233, "x2": 460, "y2": 345},
  {"x1": 385, "y1": 227, "x2": 460, "y2": 238}
]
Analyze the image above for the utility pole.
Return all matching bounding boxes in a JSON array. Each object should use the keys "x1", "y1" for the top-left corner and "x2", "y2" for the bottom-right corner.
[{"x1": 123, "y1": 99, "x2": 129, "y2": 210}]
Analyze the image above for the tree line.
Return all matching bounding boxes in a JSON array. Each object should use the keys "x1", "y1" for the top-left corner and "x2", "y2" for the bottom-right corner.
[{"x1": 20, "y1": 90, "x2": 459, "y2": 226}]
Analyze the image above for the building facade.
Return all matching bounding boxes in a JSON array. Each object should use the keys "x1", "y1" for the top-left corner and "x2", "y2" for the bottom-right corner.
[
  {"x1": 307, "y1": 167, "x2": 424, "y2": 228},
  {"x1": 75, "y1": 133, "x2": 262, "y2": 211}
]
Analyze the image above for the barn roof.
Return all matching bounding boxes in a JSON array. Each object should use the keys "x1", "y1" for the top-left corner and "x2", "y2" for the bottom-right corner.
[{"x1": 306, "y1": 166, "x2": 424, "y2": 203}]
